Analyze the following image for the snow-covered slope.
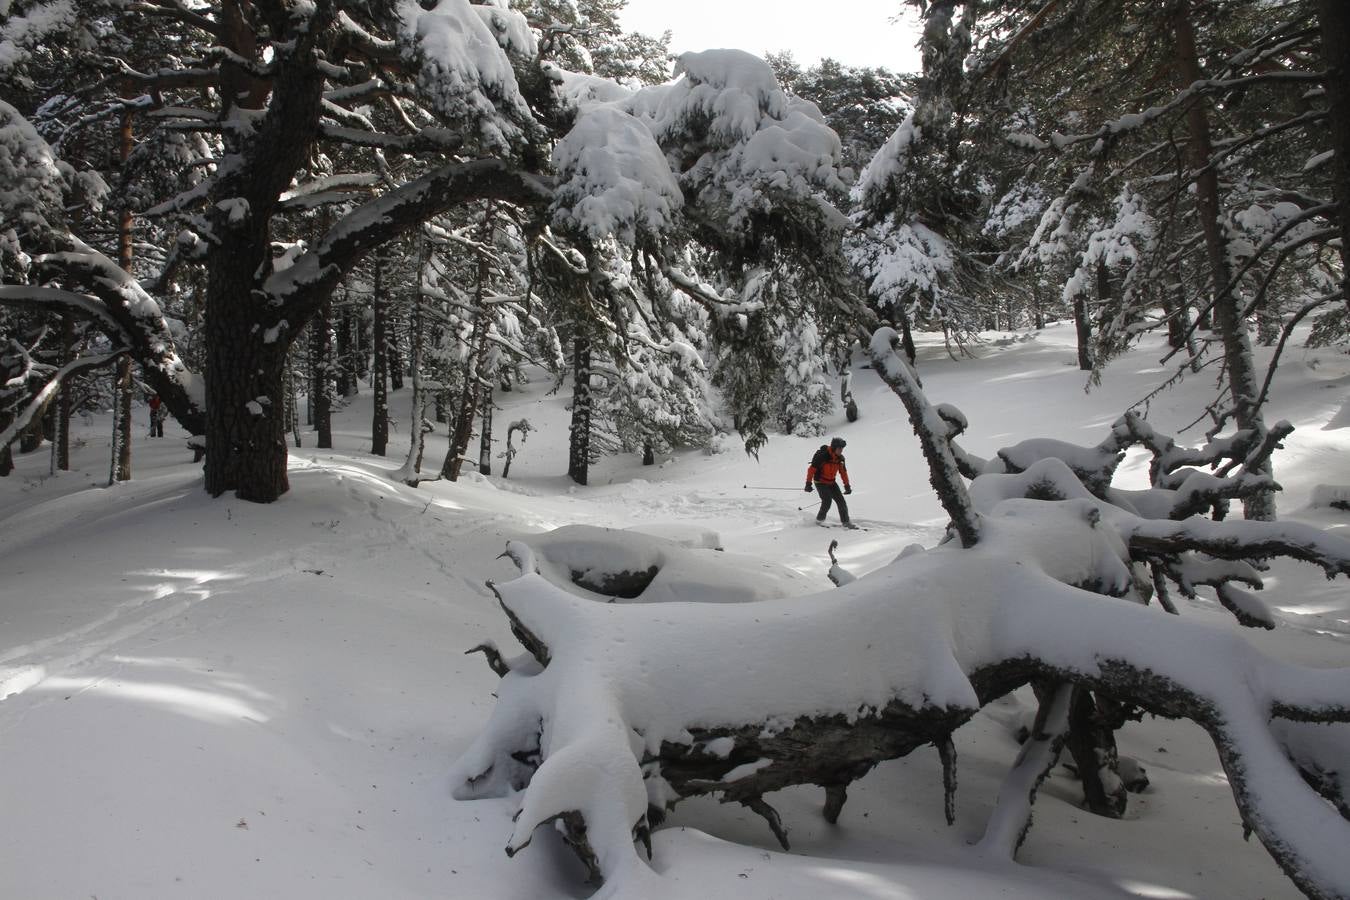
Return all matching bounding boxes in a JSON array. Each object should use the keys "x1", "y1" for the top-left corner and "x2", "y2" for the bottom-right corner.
[{"x1": 1, "y1": 322, "x2": 1346, "y2": 899}]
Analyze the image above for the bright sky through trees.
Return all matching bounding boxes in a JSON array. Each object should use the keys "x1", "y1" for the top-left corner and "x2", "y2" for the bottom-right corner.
[{"x1": 618, "y1": 0, "x2": 923, "y2": 72}]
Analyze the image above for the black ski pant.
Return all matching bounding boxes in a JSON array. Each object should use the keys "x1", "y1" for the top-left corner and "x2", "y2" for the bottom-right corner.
[{"x1": 814, "y1": 481, "x2": 849, "y2": 524}]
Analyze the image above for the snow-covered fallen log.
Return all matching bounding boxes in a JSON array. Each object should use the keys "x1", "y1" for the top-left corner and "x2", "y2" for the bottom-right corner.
[
  {"x1": 456, "y1": 500, "x2": 1350, "y2": 899},
  {"x1": 451, "y1": 328, "x2": 1350, "y2": 900}
]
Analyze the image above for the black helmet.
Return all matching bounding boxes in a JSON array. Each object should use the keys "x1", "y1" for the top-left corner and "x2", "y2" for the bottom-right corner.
[{"x1": 830, "y1": 437, "x2": 846, "y2": 449}]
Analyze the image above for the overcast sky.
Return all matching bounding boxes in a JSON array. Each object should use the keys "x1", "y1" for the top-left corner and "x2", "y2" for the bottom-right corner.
[{"x1": 617, "y1": 1, "x2": 923, "y2": 73}]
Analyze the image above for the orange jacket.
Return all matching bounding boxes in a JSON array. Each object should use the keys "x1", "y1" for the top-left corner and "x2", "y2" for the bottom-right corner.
[{"x1": 806, "y1": 446, "x2": 849, "y2": 488}]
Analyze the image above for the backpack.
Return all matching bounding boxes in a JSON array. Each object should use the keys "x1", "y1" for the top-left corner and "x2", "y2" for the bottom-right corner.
[{"x1": 811, "y1": 445, "x2": 831, "y2": 471}]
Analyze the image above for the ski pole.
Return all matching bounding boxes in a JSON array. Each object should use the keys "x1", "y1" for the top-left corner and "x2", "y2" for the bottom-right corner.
[{"x1": 743, "y1": 484, "x2": 807, "y2": 491}]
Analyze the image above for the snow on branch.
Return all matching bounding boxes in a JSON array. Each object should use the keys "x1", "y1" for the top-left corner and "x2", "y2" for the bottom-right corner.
[
  {"x1": 0, "y1": 346, "x2": 127, "y2": 451},
  {"x1": 20, "y1": 238, "x2": 204, "y2": 429},
  {"x1": 452, "y1": 355, "x2": 1350, "y2": 899},
  {"x1": 0, "y1": 284, "x2": 125, "y2": 336},
  {"x1": 1127, "y1": 516, "x2": 1350, "y2": 582},
  {"x1": 457, "y1": 503, "x2": 1350, "y2": 899},
  {"x1": 1046, "y1": 71, "x2": 1327, "y2": 152},
  {"x1": 867, "y1": 326, "x2": 980, "y2": 547},
  {"x1": 265, "y1": 158, "x2": 553, "y2": 319},
  {"x1": 551, "y1": 106, "x2": 683, "y2": 245},
  {"x1": 397, "y1": 0, "x2": 535, "y2": 153}
]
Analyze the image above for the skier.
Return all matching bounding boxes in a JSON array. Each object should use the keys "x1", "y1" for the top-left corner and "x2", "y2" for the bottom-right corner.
[
  {"x1": 805, "y1": 436, "x2": 855, "y2": 529},
  {"x1": 148, "y1": 394, "x2": 164, "y2": 438}
]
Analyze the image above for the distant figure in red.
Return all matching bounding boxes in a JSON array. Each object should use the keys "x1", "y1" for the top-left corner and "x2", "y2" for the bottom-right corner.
[
  {"x1": 148, "y1": 394, "x2": 164, "y2": 437},
  {"x1": 805, "y1": 436, "x2": 856, "y2": 529}
]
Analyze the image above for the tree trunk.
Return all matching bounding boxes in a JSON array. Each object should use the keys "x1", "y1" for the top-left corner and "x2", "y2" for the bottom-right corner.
[
  {"x1": 108, "y1": 356, "x2": 132, "y2": 483},
  {"x1": 568, "y1": 336, "x2": 593, "y2": 486},
  {"x1": 1030, "y1": 274, "x2": 1045, "y2": 330},
  {"x1": 1172, "y1": 1, "x2": 1274, "y2": 520},
  {"x1": 479, "y1": 387, "x2": 493, "y2": 475},
  {"x1": 336, "y1": 304, "x2": 355, "y2": 399},
  {"x1": 398, "y1": 251, "x2": 429, "y2": 485},
  {"x1": 54, "y1": 316, "x2": 73, "y2": 471},
  {"x1": 371, "y1": 252, "x2": 389, "y2": 457},
  {"x1": 110, "y1": 109, "x2": 135, "y2": 483},
  {"x1": 355, "y1": 304, "x2": 369, "y2": 384},
  {"x1": 202, "y1": 248, "x2": 290, "y2": 502},
  {"x1": 443, "y1": 207, "x2": 495, "y2": 482},
  {"x1": 388, "y1": 285, "x2": 405, "y2": 392},
  {"x1": 1317, "y1": 0, "x2": 1350, "y2": 311},
  {"x1": 0, "y1": 347, "x2": 14, "y2": 476},
  {"x1": 898, "y1": 307, "x2": 918, "y2": 365},
  {"x1": 286, "y1": 362, "x2": 301, "y2": 448},
  {"x1": 1064, "y1": 686, "x2": 1127, "y2": 818},
  {"x1": 19, "y1": 413, "x2": 44, "y2": 453},
  {"x1": 1073, "y1": 294, "x2": 1092, "y2": 370},
  {"x1": 311, "y1": 299, "x2": 332, "y2": 449},
  {"x1": 1164, "y1": 281, "x2": 1189, "y2": 351}
]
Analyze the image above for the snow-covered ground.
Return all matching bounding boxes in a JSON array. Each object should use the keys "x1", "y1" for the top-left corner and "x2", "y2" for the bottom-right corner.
[{"x1": 1, "y1": 322, "x2": 1346, "y2": 899}]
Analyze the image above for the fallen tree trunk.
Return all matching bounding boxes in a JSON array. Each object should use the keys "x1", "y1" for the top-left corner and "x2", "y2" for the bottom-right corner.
[
  {"x1": 458, "y1": 514, "x2": 1350, "y2": 900},
  {"x1": 452, "y1": 332, "x2": 1350, "y2": 900}
]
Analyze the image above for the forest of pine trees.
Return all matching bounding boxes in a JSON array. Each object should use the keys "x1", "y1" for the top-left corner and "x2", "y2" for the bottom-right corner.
[
  {"x1": 2, "y1": 3, "x2": 1350, "y2": 898},
  {"x1": 1, "y1": 0, "x2": 1343, "y2": 505}
]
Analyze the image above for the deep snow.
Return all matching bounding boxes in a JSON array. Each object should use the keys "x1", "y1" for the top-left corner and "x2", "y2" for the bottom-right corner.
[{"x1": 1, "y1": 322, "x2": 1347, "y2": 899}]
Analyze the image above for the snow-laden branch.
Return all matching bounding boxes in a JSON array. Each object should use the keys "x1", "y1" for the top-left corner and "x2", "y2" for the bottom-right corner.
[
  {"x1": 0, "y1": 347, "x2": 127, "y2": 451},
  {"x1": 1126, "y1": 515, "x2": 1350, "y2": 581},
  {"x1": 457, "y1": 507, "x2": 1350, "y2": 899},
  {"x1": 263, "y1": 158, "x2": 553, "y2": 321},
  {"x1": 867, "y1": 327, "x2": 980, "y2": 547},
  {"x1": 24, "y1": 237, "x2": 204, "y2": 432},
  {"x1": 128, "y1": 0, "x2": 220, "y2": 36},
  {"x1": 0, "y1": 285, "x2": 126, "y2": 337},
  {"x1": 316, "y1": 122, "x2": 465, "y2": 154},
  {"x1": 658, "y1": 265, "x2": 761, "y2": 316},
  {"x1": 1046, "y1": 71, "x2": 1327, "y2": 152}
]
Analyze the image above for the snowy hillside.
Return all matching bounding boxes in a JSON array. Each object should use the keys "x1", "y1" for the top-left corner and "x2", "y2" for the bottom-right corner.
[{"x1": 1, "y1": 322, "x2": 1347, "y2": 900}]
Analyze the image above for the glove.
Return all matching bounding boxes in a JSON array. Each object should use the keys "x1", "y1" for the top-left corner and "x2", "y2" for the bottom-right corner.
[
  {"x1": 804, "y1": 483, "x2": 813, "y2": 493},
  {"x1": 844, "y1": 485, "x2": 852, "y2": 494}
]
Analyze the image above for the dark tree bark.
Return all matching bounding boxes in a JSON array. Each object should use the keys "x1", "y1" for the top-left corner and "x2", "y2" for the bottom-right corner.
[
  {"x1": 501, "y1": 419, "x2": 531, "y2": 479},
  {"x1": 335, "y1": 304, "x2": 356, "y2": 399},
  {"x1": 478, "y1": 388, "x2": 493, "y2": 475},
  {"x1": 1164, "y1": 280, "x2": 1189, "y2": 351},
  {"x1": 400, "y1": 254, "x2": 430, "y2": 484},
  {"x1": 0, "y1": 426, "x2": 12, "y2": 477},
  {"x1": 19, "y1": 407, "x2": 44, "y2": 453},
  {"x1": 1172, "y1": 1, "x2": 1274, "y2": 520},
  {"x1": 199, "y1": 3, "x2": 330, "y2": 502},
  {"x1": 1030, "y1": 272, "x2": 1045, "y2": 330},
  {"x1": 1073, "y1": 293, "x2": 1092, "y2": 371},
  {"x1": 443, "y1": 207, "x2": 496, "y2": 482},
  {"x1": 107, "y1": 356, "x2": 132, "y2": 483},
  {"x1": 310, "y1": 299, "x2": 332, "y2": 449},
  {"x1": 355, "y1": 305, "x2": 369, "y2": 384},
  {"x1": 110, "y1": 109, "x2": 135, "y2": 483},
  {"x1": 897, "y1": 304, "x2": 918, "y2": 365},
  {"x1": 371, "y1": 252, "x2": 389, "y2": 457},
  {"x1": 285, "y1": 363, "x2": 300, "y2": 448},
  {"x1": 1317, "y1": 0, "x2": 1350, "y2": 311},
  {"x1": 202, "y1": 252, "x2": 291, "y2": 500},
  {"x1": 54, "y1": 316, "x2": 74, "y2": 471},
  {"x1": 388, "y1": 294, "x2": 405, "y2": 393},
  {"x1": 568, "y1": 335, "x2": 593, "y2": 486},
  {"x1": 1064, "y1": 686, "x2": 1127, "y2": 818}
]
